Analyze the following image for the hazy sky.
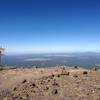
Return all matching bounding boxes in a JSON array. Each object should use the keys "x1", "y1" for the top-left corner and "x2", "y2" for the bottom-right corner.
[{"x1": 0, "y1": 0, "x2": 100, "y2": 53}]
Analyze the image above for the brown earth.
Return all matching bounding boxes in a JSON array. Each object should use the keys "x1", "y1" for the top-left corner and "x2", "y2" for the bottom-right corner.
[{"x1": 0, "y1": 66, "x2": 100, "y2": 100}]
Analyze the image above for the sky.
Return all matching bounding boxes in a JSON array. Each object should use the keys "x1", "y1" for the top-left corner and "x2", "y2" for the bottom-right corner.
[{"x1": 0, "y1": 0, "x2": 100, "y2": 54}]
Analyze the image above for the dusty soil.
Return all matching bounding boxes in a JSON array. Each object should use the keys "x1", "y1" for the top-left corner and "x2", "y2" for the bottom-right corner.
[{"x1": 0, "y1": 66, "x2": 100, "y2": 100}]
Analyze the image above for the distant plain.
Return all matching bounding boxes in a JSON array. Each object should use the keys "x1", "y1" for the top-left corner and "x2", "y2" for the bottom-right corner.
[{"x1": 2, "y1": 52, "x2": 100, "y2": 68}]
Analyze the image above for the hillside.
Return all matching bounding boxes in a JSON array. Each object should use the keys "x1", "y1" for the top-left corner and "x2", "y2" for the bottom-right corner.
[{"x1": 0, "y1": 66, "x2": 100, "y2": 100}]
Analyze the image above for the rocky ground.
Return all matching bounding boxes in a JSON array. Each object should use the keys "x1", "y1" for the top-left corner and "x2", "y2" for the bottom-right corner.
[{"x1": 0, "y1": 66, "x2": 100, "y2": 100}]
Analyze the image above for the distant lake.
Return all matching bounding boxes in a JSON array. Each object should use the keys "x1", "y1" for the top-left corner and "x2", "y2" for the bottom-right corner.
[{"x1": 1, "y1": 52, "x2": 100, "y2": 68}]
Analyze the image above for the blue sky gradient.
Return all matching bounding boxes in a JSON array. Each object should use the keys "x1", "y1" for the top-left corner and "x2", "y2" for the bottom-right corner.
[{"x1": 0, "y1": 0, "x2": 100, "y2": 53}]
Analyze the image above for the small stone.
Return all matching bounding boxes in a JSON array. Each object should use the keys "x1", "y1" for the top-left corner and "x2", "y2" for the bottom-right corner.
[
  {"x1": 0, "y1": 67, "x2": 4, "y2": 71},
  {"x1": 57, "y1": 74, "x2": 60, "y2": 77},
  {"x1": 22, "y1": 79, "x2": 27, "y2": 84},
  {"x1": 83, "y1": 71, "x2": 88, "y2": 74},
  {"x1": 44, "y1": 86, "x2": 49, "y2": 91},
  {"x1": 62, "y1": 67, "x2": 65, "y2": 70},
  {"x1": 32, "y1": 83, "x2": 36, "y2": 87},
  {"x1": 35, "y1": 66, "x2": 38, "y2": 68},
  {"x1": 52, "y1": 82, "x2": 59, "y2": 86},
  {"x1": 51, "y1": 74, "x2": 55, "y2": 77},
  {"x1": 13, "y1": 87, "x2": 17, "y2": 91},
  {"x1": 61, "y1": 70, "x2": 69, "y2": 75},
  {"x1": 52, "y1": 89, "x2": 58, "y2": 95},
  {"x1": 20, "y1": 97, "x2": 23, "y2": 99},
  {"x1": 46, "y1": 87, "x2": 49, "y2": 90},
  {"x1": 73, "y1": 75, "x2": 78, "y2": 77},
  {"x1": 48, "y1": 79, "x2": 50, "y2": 82},
  {"x1": 74, "y1": 66, "x2": 78, "y2": 69}
]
